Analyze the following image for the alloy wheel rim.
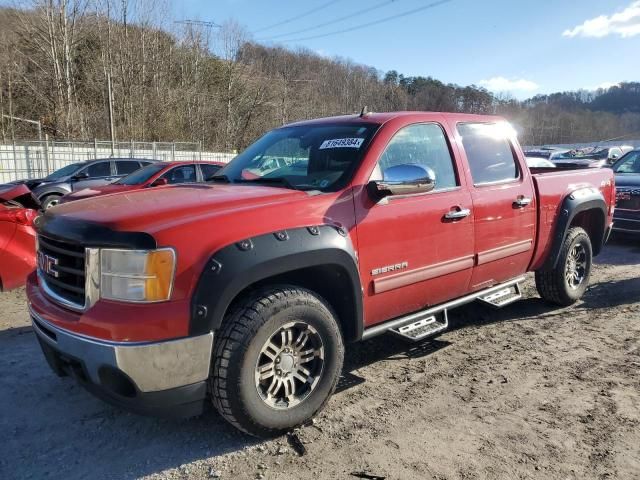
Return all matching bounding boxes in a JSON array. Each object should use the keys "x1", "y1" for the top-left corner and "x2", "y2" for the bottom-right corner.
[
  {"x1": 254, "y1": 321, "x2": 324, "y2": 410},
  {"x1": 565, "y1": 243, "x2": 587, "y2": 289},
  {"x1": 46, "y1": 199, "x2": 59, "y2": 209}
]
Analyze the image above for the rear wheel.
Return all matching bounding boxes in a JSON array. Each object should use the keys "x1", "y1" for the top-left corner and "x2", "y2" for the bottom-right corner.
[
  {"x1": 41, "y1": 194, "x2": 62, "y2": 210},
  {"x1": 210, "y1": 286, "x2": 344, "y2": 437},
  {"x1": 535, "y1": 226, "x2": 593, "y2": 306}
]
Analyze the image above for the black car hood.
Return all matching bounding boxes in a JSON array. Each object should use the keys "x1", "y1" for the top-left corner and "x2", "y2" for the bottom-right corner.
[{"x1": 615, "y1": 174, "x2": 640, "y2": 188}]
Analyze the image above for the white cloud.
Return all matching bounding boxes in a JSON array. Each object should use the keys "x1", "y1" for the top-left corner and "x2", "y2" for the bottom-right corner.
[
  {"x1": 478, "y1": 76, "x2": 539, "y2": 93},
  {"x1": 563, "y1": 1, "x2": 640, "y2": 38}
]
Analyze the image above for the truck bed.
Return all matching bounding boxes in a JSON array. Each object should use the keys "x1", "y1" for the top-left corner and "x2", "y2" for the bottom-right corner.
[{"x1": 529, "y1": 167, "x2": 615, "y2": 270}]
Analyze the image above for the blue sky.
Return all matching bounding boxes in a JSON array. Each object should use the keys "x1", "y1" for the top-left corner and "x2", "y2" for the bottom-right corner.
[{"x1": 172, "y1": 0, "x2": 640, "y2": 99}]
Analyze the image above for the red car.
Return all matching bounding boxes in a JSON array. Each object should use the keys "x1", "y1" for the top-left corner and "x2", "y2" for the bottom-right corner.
[
  {"x1": 60, "y1": 161, "x2": 225, "y2": 203},
  {"x1": 28, "y1": 112, "x2": 614, "y2": 437},
  {"x1": 0, "y1": 184, "x2": 39, "y2": 291}
]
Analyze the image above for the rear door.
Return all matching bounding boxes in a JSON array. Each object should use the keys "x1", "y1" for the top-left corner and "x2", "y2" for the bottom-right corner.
[
  {"x1": 455, "y1": 122, "x2": 536, "y2": 290},
  {"x1": 115, "y1": 160, "x2": 143, "y2": 178},
  {"x1": 355, "y1": 120, "x2": 475, "y2": 326}
]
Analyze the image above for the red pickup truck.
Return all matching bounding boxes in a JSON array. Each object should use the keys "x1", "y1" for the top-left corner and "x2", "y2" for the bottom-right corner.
[{"x1": 27, "y1": 112, "x2": 615, "y2": 437}]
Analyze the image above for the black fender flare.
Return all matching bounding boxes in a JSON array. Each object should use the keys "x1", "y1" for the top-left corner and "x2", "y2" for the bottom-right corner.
[
  {"x1": 190, "y1": 225, "x2": 363, "y2": 340},
  {"x1": 543, "y1": 188, "x2": 607, "y2": 270}
]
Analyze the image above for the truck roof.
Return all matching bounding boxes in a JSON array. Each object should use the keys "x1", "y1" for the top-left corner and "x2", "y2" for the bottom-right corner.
[{"x1": 285, "y1": 111, "x2": 506, "y2": 127}]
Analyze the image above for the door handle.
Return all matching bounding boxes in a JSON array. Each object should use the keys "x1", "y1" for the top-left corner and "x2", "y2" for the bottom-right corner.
[
  {"x1": 513, "y1": 196, "x2": 532, "y2": 208},
  {"x1": 444, "y1": 207, "x2": 471, "y2": 220}
]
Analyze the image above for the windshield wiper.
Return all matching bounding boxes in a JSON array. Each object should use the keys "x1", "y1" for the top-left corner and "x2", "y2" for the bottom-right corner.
[{"x1": 235, "y1": 177, "x2": 304, "y2": 190}]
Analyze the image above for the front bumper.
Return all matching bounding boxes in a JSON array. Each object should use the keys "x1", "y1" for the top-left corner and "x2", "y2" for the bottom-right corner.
[{"x1": 31, "y1": 307, "x2": 213, "y2": 417}]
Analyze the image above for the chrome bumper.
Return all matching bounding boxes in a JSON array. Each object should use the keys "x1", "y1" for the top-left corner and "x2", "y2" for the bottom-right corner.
[{"x1": 31, "y1": 308, "x2": 213, "y2": 393}]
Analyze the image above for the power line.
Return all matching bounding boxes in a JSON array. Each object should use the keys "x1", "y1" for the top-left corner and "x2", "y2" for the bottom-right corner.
[
  {"x1": 253, "y1": 0, "x2": 343, "y2": 33},
  {"x1": 259, "y1": 0, "x2": 400, "y2": 41},
  {"x1": 275, "y1": 0, "x2": 453, "y2": 43},
  {"x1": 175, "y1": 20, "x2": 221, "y2": 28}
]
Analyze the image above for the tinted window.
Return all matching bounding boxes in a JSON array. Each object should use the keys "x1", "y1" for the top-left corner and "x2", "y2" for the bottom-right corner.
[
  {"x1": 200, "y1": 163, "x2": 222, "y2": 180},
  {"x1": 614, "y1": 152, "x2": 640, "y2": 174},
  {"x1": 458, "y1": 123, "x2": 519, "y2": 185},
  {"x1": 377, "y1": 123, "x2": 457, "y2": 190},
  {"x1": 162, "y1": 165, "x2": 197, "y2": 184},
  {"x1": 116, "y1": 161, "x2": 141, "y2": 175},
  {"x1": 86, "y1": 161, "x2": 111, "y2": 178}
]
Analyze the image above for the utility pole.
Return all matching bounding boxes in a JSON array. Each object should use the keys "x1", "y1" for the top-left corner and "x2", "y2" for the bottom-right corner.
[
  {"x1": 2, "y1": 114, "x2": 42, "y2": 141},
  {"x1": 107, "y1": 73, "x2": 115, "y2": 156}
]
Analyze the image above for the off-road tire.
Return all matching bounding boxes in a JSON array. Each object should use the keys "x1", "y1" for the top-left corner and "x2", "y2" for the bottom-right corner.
[
  {"x1": 41, "y1": 194, "x2": 62, "y2": 210},
  {"x1": 535, "y1": 226, "x2": 593, "y2": 306},
  {"x1": 210, "y1": 286, "x2": 344, "y2": 438}
]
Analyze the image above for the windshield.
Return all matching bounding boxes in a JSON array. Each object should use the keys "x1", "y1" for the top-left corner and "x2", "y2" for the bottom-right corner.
[
  {"x1": 613, "y1": 151, "x2": 640, "y2": 174},
  {"x1": 115, "y1": 163, "x2": 166, "y2": 185},
  {"x1": 216, "y1": 123, "x2": 378, "y2": 191},
  {"x1": 44, "y1": 162, "x2": 85, "y2": 181}
]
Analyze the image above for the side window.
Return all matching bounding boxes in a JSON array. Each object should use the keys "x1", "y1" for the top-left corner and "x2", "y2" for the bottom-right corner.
[
  {"x1": 116, "y1": 161, "x2": 142, "y2": 175},
  {"x1": 86, "y1": 162, "x2": 111, "y2": 178},
  {"x1": 616, "y1": 152, "x2": 640, "y2": 173},
  {"x1": 377, "y1": 123, "x2": 458, "y2": 190},
  {"x1": 458, "y1": 123, "x2": 519, "y2": 185},
  {"x1": 161, "y1": 165, "x2": 197, "y2": 184},
  {"x1": 200, "y1": 164, "x2": 221, "y2": 180}
]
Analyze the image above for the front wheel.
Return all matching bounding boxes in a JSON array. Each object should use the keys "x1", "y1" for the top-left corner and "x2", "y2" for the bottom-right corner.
[
  {"x1": 210, "y1": 286, "x2": 344, "y2": 437},
  {"x1": 41, "y1": 194, "x2": 62, "y2": 210},
  {"x1": 535, "y1": 226, "x2": 593, "y2": 306}
]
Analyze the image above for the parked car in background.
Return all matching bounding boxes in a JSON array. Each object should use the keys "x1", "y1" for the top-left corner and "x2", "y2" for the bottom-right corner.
[
  {"x1": 551, "y1": 146, "x2": 628, "y2": 169},
  {"x1": 0, "y1": 184, "x2": 39, "y2": 291},
  {"x1": 27, "y1": 158, "x2": 157, "y2": 209},
  {"x1": 525, "y1": 157, "x2": 556, "y2": 169},
  {"x1": 523, "y1": 146, "x2": 571, "y2": 161},
  {"x1": 611, "y1": 149, "x2": 640, "y2": 235},
  {"x1": 59, "y1": 161, "x2": 225, "y2": 204}
]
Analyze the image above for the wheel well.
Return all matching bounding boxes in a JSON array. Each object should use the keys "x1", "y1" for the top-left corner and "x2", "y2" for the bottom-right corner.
[
  {"x1": 570, "y1": 208, "x2": 605, "y2": 255},
  {"x1": 40, "y1": 192, "x2": 62, "y2": 200},
  {"x1": 226, "y1": 265, "x2": 360, "y2": 343}
]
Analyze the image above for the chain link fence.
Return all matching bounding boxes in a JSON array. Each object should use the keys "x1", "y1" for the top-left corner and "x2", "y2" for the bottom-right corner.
[{"x1": 0, "y1": 140, "x2": 236, "y2": 183}]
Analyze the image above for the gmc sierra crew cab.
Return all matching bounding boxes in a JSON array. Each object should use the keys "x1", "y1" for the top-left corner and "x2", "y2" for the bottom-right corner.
[{"x1": 27, "y1": 112, "x2": 615, "y2": 437}]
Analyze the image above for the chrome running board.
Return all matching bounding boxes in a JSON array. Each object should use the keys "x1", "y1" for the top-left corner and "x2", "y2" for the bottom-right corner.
[{"x1": 362, "y1": 276, "x2": 526, "y2": 341}]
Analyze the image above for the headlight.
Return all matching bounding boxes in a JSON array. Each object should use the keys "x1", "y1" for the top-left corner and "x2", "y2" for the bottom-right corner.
[{"x1": 100, "y1": 248, "x2": 176, "y2": 302}]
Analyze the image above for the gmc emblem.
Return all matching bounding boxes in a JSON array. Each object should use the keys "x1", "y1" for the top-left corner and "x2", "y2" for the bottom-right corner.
[{"x1": 37, "y1": 251, "x2": 59, "y2": 278}]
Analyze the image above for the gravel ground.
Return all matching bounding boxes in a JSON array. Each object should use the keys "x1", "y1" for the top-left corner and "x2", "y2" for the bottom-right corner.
[{"x1": 2, "y1": 235, "x2": 639, "y2": 480}]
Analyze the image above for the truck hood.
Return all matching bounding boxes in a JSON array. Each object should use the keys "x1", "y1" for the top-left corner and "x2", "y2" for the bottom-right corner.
[{"x1": 49, "y1": 184, "x2": 311, "y2": 233}]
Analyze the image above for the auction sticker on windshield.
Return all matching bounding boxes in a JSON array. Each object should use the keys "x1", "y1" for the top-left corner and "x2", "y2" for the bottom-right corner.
[{"x1": 319, "y1": 138, "x2": 365, "y2": 149}]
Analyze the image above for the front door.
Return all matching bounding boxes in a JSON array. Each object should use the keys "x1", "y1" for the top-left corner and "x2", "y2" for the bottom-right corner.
[
  {"x1": 71, "y1": 160, "x2": 115, "y2": 191},
  {"x1": 355, "y1": 121, "x2": 475, "y2": 327},
  {"x1": 454, "y1": 122, "x2": 536, "y2": 290}
]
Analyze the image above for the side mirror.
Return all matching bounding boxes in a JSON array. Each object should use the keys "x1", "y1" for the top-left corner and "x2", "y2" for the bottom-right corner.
[
  {"x1": 150, "y1": 178, "x2": 168, "y2": 187},
  {"x1": 71, "y1": 172, "x2": 89, "y2": 180},
  {"x1": 368, "y1": 164, "x2": 436, "y2": 199}
]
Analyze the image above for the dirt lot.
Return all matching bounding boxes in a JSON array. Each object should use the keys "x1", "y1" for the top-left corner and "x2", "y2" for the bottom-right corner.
[{"x1": 2, "y1": 236, "x2": 639, "y2": 480}]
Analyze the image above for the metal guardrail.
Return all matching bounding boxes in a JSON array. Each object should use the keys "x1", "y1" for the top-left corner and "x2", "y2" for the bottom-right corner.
[{"x1": 0, "y1": 140, "x2": 236, "y2": 183}]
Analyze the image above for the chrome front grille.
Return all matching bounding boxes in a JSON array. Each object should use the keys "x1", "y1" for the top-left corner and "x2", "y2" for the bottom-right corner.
[{"x1": 37, "y1": 235, "x2": 87, "y2": 309}]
